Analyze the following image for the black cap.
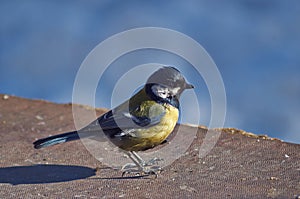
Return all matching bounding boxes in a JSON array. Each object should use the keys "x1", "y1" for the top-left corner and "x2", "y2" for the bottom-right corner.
[{"x1": 147, "y1": 66, "x2": 193, "y2": 89}]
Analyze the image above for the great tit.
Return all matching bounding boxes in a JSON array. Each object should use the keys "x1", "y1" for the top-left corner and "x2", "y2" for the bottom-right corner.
[{"x1": 33, "y1": 66, "x2": 194, "y2": 176}]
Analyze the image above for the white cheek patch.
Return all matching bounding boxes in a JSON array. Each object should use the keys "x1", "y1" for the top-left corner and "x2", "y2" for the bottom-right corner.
[
  {"x1": 170, "y1": 87, "x2": 180, "y2": 95},
  {"x1": 151, "y1": 85, "x2": 170, "y2": 99}
]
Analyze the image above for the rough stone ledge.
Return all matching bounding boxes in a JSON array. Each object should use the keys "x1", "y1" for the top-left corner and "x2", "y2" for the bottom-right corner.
[{"x1": 0, "y1": 94, "x2": 299, "y2": 198}]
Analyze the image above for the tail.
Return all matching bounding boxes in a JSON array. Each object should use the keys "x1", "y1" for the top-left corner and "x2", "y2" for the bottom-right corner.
[{"x1": 33, "y1": 131, "x2": 80, "y2": 149}]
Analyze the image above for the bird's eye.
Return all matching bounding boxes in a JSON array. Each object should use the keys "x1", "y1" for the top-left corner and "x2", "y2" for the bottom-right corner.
[
  {"x1": 151, "y1": 85, "x2": 170, "y2": 98},
  {"x1": 159, "y1": 91, "x2": 169, "y2": 98}
]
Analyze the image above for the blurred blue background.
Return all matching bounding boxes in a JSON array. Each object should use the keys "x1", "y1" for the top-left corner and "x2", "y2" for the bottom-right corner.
[{"x1": 1, "y1": 0, "x2": 299, "y2": 143}]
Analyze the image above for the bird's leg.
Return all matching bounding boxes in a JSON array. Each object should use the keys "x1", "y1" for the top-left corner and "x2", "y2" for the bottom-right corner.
[
  {"x1": 121, "y1": 151, "x2": 162, "y2": 177},
  {"x1": 123, "y1": 151, "x2": 145, "y2": 170},
  {"x1": 132, "y1": 151, "x2": 163, "y2": 167},
  {"x1": 131, "y1": 151, "x2": 146, "y2": 166},
  {"x1": 121, "y1": 151, "x2": 145, "y2": 176}
]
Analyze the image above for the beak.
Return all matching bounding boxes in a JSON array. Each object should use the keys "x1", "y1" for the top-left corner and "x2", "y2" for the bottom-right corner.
[{"x1": 185, "y1": 83, "x2": 194, "y2": 89}]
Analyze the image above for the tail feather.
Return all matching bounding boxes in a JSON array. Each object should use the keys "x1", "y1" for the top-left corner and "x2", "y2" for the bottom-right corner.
[{"x1": 33, "y1": 131, "x2": 80, "y2": 149}]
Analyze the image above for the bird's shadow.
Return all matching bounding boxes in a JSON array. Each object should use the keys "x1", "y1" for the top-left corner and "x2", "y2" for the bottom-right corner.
[{"x1": 0, "y1": 164, "x2": 96, "y2": 185}]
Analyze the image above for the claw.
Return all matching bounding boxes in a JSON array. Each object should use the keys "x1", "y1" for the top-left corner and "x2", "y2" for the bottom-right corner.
[
  {"x1": 143, "y1": 166, "x2": 162, "y2": 178},
  {"x1": 121, "y1": 163, "x2": 137, "y2": 170},
  {"x1": 121, "y1": 151, "x2": 163, "y2": 177},
  {"x1": 145, "y1": 157, "x2": 164, "y2": 166},
  {"x1": 121, "y1": 164, "x2": 162, "y2": 177}
]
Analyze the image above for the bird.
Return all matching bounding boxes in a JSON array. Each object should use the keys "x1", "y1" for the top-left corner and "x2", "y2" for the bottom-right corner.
[{"x1": 33, "y1": 66, "x2": 194, "y2": 176}]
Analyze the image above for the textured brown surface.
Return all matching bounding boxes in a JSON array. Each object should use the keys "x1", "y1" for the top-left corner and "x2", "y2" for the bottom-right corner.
[{"x1": 0, "y1": 94, "x2": 299, "y2": 198}]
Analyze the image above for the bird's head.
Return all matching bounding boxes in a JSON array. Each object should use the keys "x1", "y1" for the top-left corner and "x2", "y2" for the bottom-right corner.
[{"x1": 145, "y1": 67, "x2": 194, "y2": 102}]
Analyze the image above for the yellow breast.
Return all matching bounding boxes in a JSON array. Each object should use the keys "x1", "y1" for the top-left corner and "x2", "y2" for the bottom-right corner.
[
  {"x1": 147, "y1": 104, "x2": 179, "y2": 141},
  {"x1": 112, "y1": 88, "x2": 180, "y2": 151},
  {"x1": 124, "y1": 103, "x2": 179, "y2": 151}
]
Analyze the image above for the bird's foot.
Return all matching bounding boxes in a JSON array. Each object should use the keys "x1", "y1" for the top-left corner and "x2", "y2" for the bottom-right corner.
[
  {"x1": 121, "y1": 163, "x2": 138, "y2": 171},
  {"x1": 144, "y1": 157, "x2": 164, "y2": 166},
  {"x1": 121, "y1": 164, "x2": 162, "y2": 178},
  {"x1": 141, "y1": 165, "x2": 162, "y2": 177}
]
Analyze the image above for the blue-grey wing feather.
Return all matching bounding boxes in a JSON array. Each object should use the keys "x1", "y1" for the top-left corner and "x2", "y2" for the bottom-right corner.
[
  {"x1": 99, "y1": 109, "x2": 165, "y2": 130},
  {"x1": 79, "y1": 104, "x2": 166, "y2": 138}
]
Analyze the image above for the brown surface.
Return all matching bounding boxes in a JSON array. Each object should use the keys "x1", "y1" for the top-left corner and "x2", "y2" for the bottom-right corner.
[{"x1": 0, "y1": 94, "x2": 299, "y2": 198}]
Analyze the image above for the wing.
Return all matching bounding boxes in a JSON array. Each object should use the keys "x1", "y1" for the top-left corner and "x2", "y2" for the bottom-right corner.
[
  {"x1": 99, "y1": 101, "x2": 166, "y2": 130},
  {"x1": 78, "y1": 100, "x2": 166, "y2": 139}
]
